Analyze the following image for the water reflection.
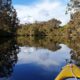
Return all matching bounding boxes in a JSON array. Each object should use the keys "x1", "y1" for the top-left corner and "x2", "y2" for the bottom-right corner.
[
  {"x1": 0, "y1": 38, "x2": 20, "y2": 79},
  {"x1": 17, "y1": 44, "x2": 71, "y2": 66},
  {"x1": 17, "y1": 36, "x2": 80, "y2": 65},
  {"x1": 67, "y1": 37, "x2": 80, "y2": 66},
  {"x1": 0, "y1": 36, "x2": 80, "y2": 80},
  {"x1": 17, "y1": 36, "x2": 62, "y2": 51},
  {"x1": 9, "y1": 44, "x2": 71, "y2": 80}
]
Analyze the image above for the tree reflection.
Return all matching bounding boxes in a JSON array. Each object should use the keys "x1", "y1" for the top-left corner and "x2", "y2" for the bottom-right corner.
[
  {"x1": 0, "y1": 38, "x2": 20, "y2": 78},
  {"x1": 16, "y1": 36, "x2": 80, "y2": 66},
  {"x1": 17, "y1": 36, "x2": 61, "y2": 51},
  {"x1": 66, "y1": 36, "x2": 80, "y2": 66}
]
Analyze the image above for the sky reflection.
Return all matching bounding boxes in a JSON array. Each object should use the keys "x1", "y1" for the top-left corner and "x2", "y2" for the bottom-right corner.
[
  {"x1": 1, "y1": 44, "x2": 72, "y2": 80},
  {"x1": 17, "y1": 44, "x2": 71, "y2": 68}
]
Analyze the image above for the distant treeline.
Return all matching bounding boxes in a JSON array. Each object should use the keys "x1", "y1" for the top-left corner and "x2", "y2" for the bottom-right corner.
[
  {"x1": 17, "y1": 12, "x2": 80, "y2": 38},
  {"x1": 17, "y1": 19, "x2": 65, "y2": 36}
]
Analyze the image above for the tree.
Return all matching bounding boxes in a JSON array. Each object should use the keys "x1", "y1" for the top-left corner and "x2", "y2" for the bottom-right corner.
[
  {"x1": 67, "y1": 0, "x2": 80, "y2": 19},
  {"x1": 0, "y1": 0, "x2": 19, "y2": 36}
]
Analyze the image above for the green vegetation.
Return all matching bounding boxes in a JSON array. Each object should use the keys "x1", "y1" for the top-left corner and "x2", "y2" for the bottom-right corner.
[
  {"x1": 17, "y1": 19, "x2": 62, "y2": 36},
  {"x1": 0, "y1": 0, "x2": 19, "y2": 36}
]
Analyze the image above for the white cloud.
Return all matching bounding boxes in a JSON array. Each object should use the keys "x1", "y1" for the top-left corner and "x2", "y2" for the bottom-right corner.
[{"x1": 14, "y1": 0, "x2": 70, "y2": 25}]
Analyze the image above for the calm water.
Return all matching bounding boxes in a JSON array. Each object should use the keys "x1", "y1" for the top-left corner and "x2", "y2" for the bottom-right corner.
[{"x1": 0, "y1": 37, "x2": 80, "y2": 80}]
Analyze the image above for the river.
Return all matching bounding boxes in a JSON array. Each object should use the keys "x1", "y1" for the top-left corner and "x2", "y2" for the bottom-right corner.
[{"x1": 0, "y1": 36, "x2": 80, "y2": 80}]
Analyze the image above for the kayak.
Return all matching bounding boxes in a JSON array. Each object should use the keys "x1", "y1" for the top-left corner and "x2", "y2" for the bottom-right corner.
[{"x1": 55, "y1": 64, "x2": 80, "y2": 80}]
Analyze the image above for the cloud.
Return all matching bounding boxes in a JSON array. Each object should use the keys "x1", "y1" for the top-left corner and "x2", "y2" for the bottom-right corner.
[{"x1": 14, "y1": 0, "x2": 70, "y2": 25}]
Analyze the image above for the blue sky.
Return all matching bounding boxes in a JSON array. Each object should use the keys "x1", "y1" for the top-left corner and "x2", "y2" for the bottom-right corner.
[
  {"x1": 13, "y1": 0, "x2": 68, "y2": 5},
  {"x1": 12, "y1": 0, "x2": 41, "y2": 5},
  {"x1": 12, "y1": 0, "x2": 70, "y2": 25}
]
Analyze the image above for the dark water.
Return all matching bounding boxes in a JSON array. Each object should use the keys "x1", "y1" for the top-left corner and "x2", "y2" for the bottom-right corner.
[{"x1": 0, "y1": 37, "x2": 80, "y2": 80}]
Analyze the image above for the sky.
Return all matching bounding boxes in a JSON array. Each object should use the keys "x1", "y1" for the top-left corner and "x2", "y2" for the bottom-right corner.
[{"x1": 12, "y1": 0, "x2": 70, "y2": 25}]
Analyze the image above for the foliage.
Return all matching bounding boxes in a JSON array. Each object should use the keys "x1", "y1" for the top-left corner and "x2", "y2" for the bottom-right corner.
[
  {"x1": 17, "y1": 18, "x2": 62, "y2": 36},
  {"x1": 66, "y1": 0, "x2": 80, "y2": 13},
  {"x1": 0, "y1": 0, "x2": 19, "y2": 36}
]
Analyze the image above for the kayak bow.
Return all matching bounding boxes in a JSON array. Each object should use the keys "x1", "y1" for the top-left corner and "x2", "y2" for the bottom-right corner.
[{"x1": 55, "y1": 64, "x2": 80, "y2": 80}]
